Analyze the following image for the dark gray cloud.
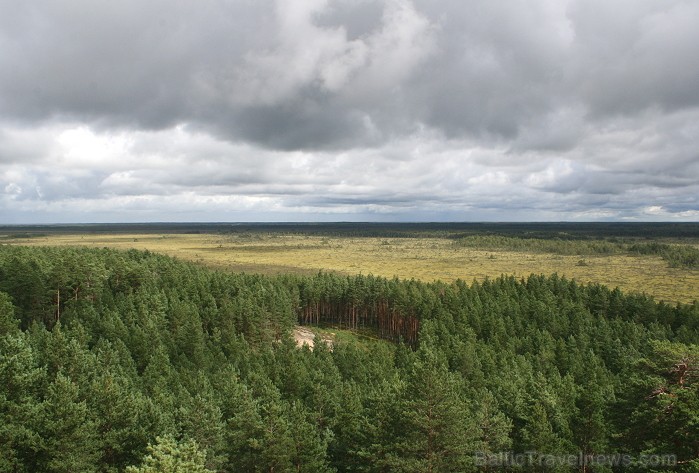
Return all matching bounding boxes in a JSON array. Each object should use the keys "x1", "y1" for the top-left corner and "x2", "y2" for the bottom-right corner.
[{"x1": 0, "y1": 0, "x2": 698, "y2": 222}]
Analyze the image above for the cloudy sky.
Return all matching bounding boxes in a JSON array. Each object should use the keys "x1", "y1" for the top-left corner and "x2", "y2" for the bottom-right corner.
[{"x1": 1, "y1": 0, "x2": 698, "y2": 223}]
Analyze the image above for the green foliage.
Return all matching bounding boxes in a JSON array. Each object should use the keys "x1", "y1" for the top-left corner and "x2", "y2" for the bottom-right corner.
[
  {"x1": 36, "y1": 373, "x2": 100, "y2": 473},
  {"x1": 473, "y1": 390, "x2": 512, "y2": 456},
  {"x1": 629, "y1": 242, "x2": 699, "y2": 269},
  {"x1": 0, "y1": 292, "x2": 18, "y2": 335},
  {"x1": 454, "y1": 235, "x2": 699, "y2": 269},
  {"x1": 619, "y1": 341, "x2": 699, "y2": 467},
  {"x1": 87, "y1": 371, "x2": 159, "y2": 471},
  {"x1": 3, "y1": 221, "x2": 699, "y2": 239},
  {"x1": 454, "y1": 234, "x2": 625, "y2": 255},
  {"x1": 0, "y1": 333, "x2": 44, "y2": 473},
  {"x1": 125, "y1": 435, "x2": 213, "y2": 473},
  {"x1": 0, "y1": 245, "x2": 698, "y2": 472},
  {"x1": 384, "y1": 345, "x2": 478, "y2": 472}
]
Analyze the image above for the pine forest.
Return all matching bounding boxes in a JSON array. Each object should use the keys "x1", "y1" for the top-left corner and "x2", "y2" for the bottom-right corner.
[{"x1": 0, "y1": 238, "x2": 698, "y2": 472}]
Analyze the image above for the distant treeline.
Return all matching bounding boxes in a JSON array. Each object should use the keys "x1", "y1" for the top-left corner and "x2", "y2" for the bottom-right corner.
[
  {"x1": 3, "y1": 221, "x2": 699, "y2": 239},
  {"x1": 454, "y1": 235, "x2": 699, "y2": 269},
  {"x1": 628, "y1": 242, "x2": 699, "y2": 268}
]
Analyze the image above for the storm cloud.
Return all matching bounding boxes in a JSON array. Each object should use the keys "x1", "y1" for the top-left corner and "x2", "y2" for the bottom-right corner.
[{"x1": 1, "y1": 0, "x2": 698, "y2": 222}]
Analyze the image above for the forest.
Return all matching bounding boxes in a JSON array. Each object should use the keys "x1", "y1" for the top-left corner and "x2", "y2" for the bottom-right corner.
[
  {"x1": 3, "y1": 221, "x2": 699, "y2": 239},
  {"x1": 0, "y1": 243, "x2": 698, "y2": 472}
]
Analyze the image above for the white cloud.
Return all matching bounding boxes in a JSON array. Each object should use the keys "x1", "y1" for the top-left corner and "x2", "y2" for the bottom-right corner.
[
  {"x1": 229, "y1": 0, "x2": 434, "y2": 106},
  {"x1": 0, "y1": 0, "x2": 697, "y2": 222}
]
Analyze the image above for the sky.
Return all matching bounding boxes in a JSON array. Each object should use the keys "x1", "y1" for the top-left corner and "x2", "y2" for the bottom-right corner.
[{"x1": 1, "y1": 0, "x2": 698, "y2": 223}]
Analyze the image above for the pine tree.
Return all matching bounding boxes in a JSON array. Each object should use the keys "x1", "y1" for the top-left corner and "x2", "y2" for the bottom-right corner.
[
  {"x1": 35, "y1": 372, "x2": 100, "y2": 473},
  {"x1": 0, "y1": 333, "x2": 44, "y2": 473},
  {"x1": 176, "y1": 381, "x2": 226, "y2": 471},
  {"x1": 519, "y1": 398, "x2": 573, "y2": 473},
  {"x1": 125, "y1": 435, "x2": 213, "y2": 473},
  {"x1": 254, "y1": 394, "x2": 295, "y2": 472},
  {"x1": 622, "y1": 341, "x2": 699, "y2": 470},
  {"x1": 222, "y1": 379, "x2": 266, "y2": 472},
  {"x1": 87, "y1": 371, "x2": 158, "y2": 472},
  {"x1": 287, "y1": 400, "x2": 334, "y2": 473},
  {"x1": 327, "y1": 381, "x2": 373, "y2": 472},
  {"x1": 473, "y1": 390, "x2": 512, "y2": 462},
  {"x1": 0, "y1": 292, "x2": 18, "y2": 335},
  {"x1": 571, "y1": 354, "x2": 613, "y2": 461},
  {"x1": 386, "y1": 345, "x2": 478, "y2": 472}
]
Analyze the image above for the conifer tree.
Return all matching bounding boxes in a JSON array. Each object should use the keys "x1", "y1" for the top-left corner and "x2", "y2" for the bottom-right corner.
[
  {"x1": 125, "y1": 435, "x2": 213, "y2": 473},
  {"x1": 473, "y1": 390, "x2": 512, "y2": 461},
  {"x1": 176, "y1": 384, "x2": 226, "y2": 471},
  {"x1": 622, "y1": 341, "x2": 699, "y2": 470},
  {"x1": 222, "y1": 380, "x2": 266, "y2": 472},
  {"x1": 36, "y1": 372, "x2": 100, "y2": 473},
  {"x1": 254, "y1": 394, "x2": 296, "y2": 472},
  {"x1": 571, "y1": 354, "x2": 613, "y2": 460},
  {"x1": 0, "y1": 292, "x2": 18, "y2": 335},
  {"x1": 0, "y1": 333, "x2": 44, "y2": 473},
  {"x1": 287, "y1": 400, "x2": 334, "y2": 473},
  {"x1": 87, "y1": 372, "x2": 158, "y2": 472},
  {"x1": 387, "y1": 344, "x2": 478, "y2": 472}
]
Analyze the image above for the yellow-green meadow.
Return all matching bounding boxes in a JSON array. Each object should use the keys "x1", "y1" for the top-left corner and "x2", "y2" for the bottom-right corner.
[{"x1": 4, "y1": 231, "x2": 697, "y2": 304}]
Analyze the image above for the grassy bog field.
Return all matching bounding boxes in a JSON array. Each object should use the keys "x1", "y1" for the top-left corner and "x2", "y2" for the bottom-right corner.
[{"x1": 3, "y1": 227, "x2": 698, "y2": 304}]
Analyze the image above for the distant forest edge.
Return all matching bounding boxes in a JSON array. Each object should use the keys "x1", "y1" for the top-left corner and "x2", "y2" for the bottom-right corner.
[
  {"x1": 453, "y1": 235, "x2": 699, "y2": 269},
  {"x1": 0, "y1": 245, "x2": 698, "y2": 472},
  {"x1": 3, "y1": 221, "x2": 699, "y2": 239}
]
